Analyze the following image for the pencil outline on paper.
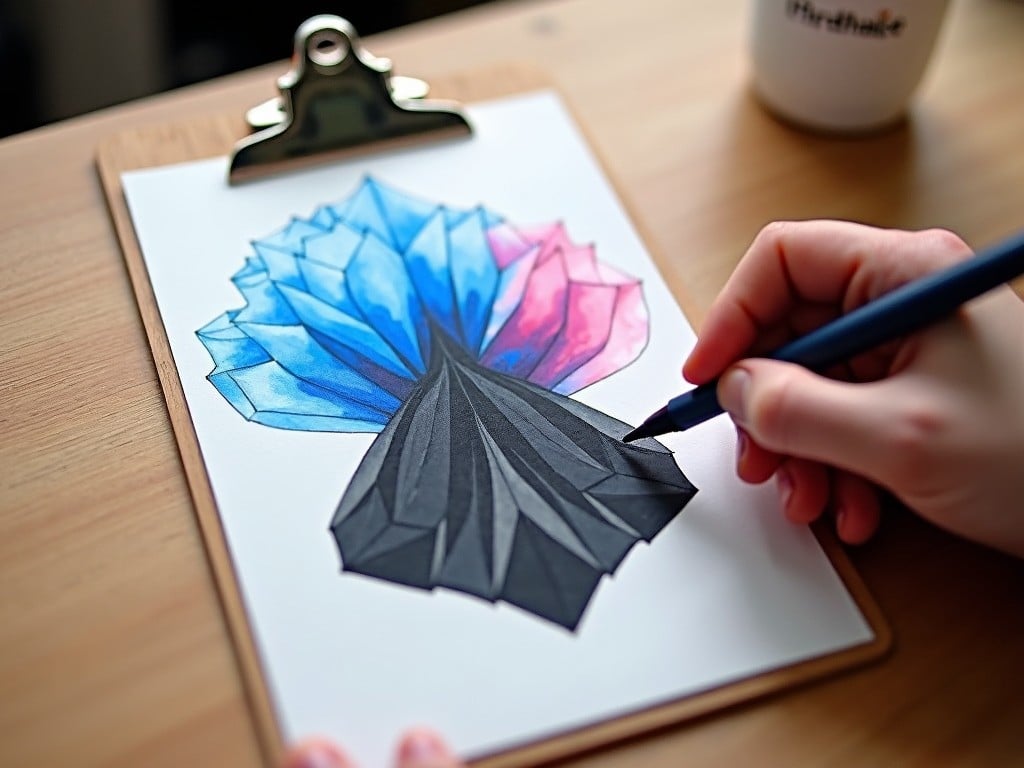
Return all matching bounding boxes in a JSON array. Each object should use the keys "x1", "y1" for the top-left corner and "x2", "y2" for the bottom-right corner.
[{"x1": 197, "y1": 177, "x2": 697, "y2": 630}]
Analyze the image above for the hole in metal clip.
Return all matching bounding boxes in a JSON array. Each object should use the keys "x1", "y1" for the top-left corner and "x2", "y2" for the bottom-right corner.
[{"x1": 307, "y1": 30, "x2": 348, "y2": 67}]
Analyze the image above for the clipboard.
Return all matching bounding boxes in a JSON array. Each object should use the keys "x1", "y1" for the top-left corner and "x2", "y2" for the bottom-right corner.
[{"x1": 96, "y1": 15, "x2": 891, "y2": 768}]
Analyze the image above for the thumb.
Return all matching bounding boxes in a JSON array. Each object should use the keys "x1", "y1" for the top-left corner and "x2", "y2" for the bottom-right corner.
[
  {"x1": 717, "y1": 359, "x2": 910, "y2": 487},
  {"x1": 282, "y1": 739, "x2": 357, "y2": 768},
  {"x1": 395, "y1": 729, "x2": 463, "y2": 768}
]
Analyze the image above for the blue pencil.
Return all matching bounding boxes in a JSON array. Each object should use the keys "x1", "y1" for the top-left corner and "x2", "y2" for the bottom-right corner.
[{"x1": 623, "y1": 228, "x2": 1024, "y2": 443}]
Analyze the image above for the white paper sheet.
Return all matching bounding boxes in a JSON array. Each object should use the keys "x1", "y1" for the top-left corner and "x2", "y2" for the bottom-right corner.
[{"x1": 121, "y1": 90, "x2": 873, "y2": 767}]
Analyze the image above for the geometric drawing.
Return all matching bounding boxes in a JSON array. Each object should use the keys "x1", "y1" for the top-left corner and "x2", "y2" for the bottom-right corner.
[{"x1": 197, "y1": 177, "x2": 697, "y2": 630}]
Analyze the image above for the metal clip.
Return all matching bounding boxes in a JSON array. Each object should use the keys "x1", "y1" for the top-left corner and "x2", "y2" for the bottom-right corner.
[{"x1": 228, "y1": 15, "x2": 472, "y2": 184}]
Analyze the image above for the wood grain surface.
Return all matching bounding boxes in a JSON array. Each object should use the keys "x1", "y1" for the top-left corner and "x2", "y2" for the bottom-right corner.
[{"x1": 3, "y1": 1, "x2": 1024, "y2": 766}]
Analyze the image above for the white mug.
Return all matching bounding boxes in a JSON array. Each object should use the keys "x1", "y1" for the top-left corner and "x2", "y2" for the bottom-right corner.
[{"x1": 749, "y1": 0, "x2": 951, "y2": 133}]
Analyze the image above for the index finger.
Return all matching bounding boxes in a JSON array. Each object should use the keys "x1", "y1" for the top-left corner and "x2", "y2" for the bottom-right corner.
[{"x1": 682, "y1": 220, "x2": 970, "y2": 384}]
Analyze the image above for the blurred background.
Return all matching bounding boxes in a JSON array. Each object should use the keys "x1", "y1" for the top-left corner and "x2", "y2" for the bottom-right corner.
[{"x1": 0, "y1": 0, "x2": 498, "y2": 139}]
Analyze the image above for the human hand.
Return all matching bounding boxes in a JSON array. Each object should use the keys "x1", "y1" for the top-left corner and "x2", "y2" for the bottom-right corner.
[
  {"x1": 683, "y1": 220, "x2": 1024, "y2": 557},
  {"x1": 283, "y1": 728, "x2": 463, "y2": 768}
]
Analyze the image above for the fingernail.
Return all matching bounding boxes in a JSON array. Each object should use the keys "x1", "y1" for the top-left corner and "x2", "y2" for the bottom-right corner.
[
  {"x1": 735, "y1": 426, "x2": 748, "y2": 471},
  {"x1": 398, "y1": 731, "x2": 449, "y2": 764},
  {"x1": 835, "y1": 505, "x2": 848, "y2": 540},
  {"x1": 290, "y1": 741, "x2": 350, "y2": 768},
  {"x1": 718, "y1": 367, "x2": 751, "y2": 425},
  {"x1": 776, "y1": 468, "x2": 793, "y2": 510}
]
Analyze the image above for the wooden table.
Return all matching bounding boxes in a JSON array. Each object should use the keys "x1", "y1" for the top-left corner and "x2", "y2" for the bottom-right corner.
[{"x1": 3, "y1": 1, "x2": 1023, "y2": 766}]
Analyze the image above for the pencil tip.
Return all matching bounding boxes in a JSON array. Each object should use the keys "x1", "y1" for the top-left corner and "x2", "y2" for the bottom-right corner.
[
  {"x1": 622, "y1": 406, "x2": 671, "y2": 443},
  {"x1": 623, "y1": 421, "x2": 659, "y2": 443}
]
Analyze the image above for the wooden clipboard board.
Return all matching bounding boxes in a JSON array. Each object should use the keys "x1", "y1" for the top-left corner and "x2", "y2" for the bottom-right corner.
[{"x1": 96, "y1": 16, "x2": 891, "y2": 768}]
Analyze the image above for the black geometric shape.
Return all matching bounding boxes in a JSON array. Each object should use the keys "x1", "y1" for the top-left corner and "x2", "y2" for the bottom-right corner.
[{"x1": 330, "y1": 330, "x2": 698, "y2": 631}]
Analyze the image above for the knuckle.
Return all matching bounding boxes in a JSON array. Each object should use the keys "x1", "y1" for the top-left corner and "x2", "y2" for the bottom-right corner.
[
  {"x1": 754, "y1": 220, "x2": 793, "y2": 252},
  {"x1": 884, "y1": 402, "x2": 948, "y2": 484},
  {"x1": 918, "y1": 227, "x2": 973, "y2": 262}
]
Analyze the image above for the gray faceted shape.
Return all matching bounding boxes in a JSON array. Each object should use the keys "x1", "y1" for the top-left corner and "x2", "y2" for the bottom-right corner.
[{"x1": 331, "y1": 331, "x2": 697, "y2": 631}]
